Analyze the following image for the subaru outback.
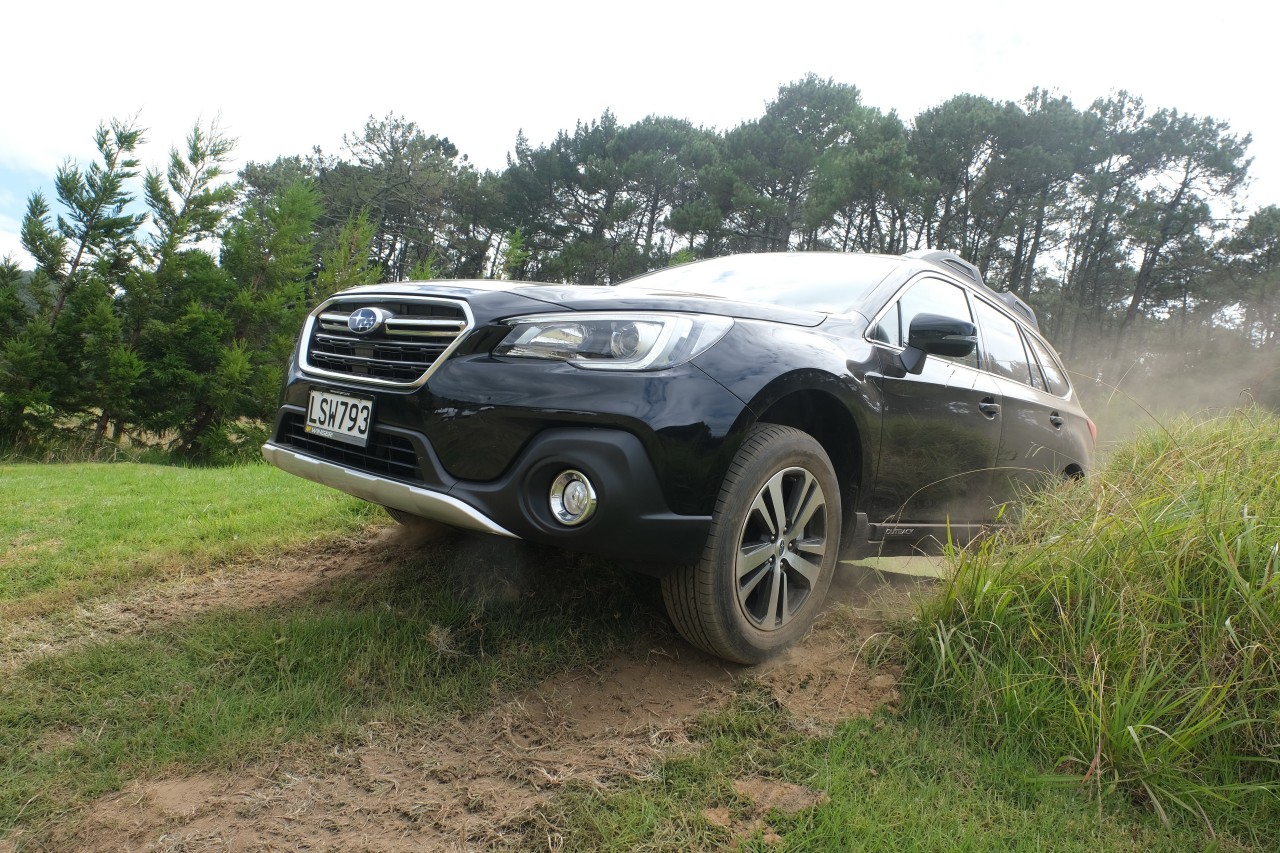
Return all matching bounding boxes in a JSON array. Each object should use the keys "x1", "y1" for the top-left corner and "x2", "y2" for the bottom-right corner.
[{"x1": 263, "y1": 249, "x2": 1094, "y2": 663}]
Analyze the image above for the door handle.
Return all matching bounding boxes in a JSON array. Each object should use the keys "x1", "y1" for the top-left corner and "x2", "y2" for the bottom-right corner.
[
  {"x1": 1049, "y1": 411, "x2": 1064, "y2": 428},
  {"x1": 979, "y1": 398, "x2": 1000, "y2": 418}
]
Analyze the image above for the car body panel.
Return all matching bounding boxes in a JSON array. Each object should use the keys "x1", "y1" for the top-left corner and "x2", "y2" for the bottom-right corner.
[
  {"x1": 868, "y1": 356, "x2": 1004, "y2": 524},
  {"x1": 265, "y1": 251, "x2": 1093, "y2": 567}
]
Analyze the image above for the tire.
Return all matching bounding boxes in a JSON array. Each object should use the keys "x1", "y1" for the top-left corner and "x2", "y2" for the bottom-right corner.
[{"x1": 661, "y1": 424, "x2": 841, "y2": 664}]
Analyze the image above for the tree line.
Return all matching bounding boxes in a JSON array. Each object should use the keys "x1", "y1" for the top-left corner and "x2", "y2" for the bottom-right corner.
[{"x1": 2, "y1": 75, "x2": 1277, "y2": 460}]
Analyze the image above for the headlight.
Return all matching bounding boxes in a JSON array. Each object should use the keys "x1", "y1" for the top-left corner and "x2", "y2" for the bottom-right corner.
[{"x1": 494, "y1": 312, "x2": 733, "y2": 370}]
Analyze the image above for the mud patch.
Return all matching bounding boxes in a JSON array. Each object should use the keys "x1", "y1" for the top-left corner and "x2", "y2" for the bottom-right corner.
[
  {"x1": 703, "y1": 777, "x2": 831, "y2": 846},
  {"x1": 55, "y1": 653, "x2": 725, "y2": 851},
  {"x1": 733, "y1": 776, "x2": 830, "y2": 814},
  {"x1": 43, "y1": 595, "x2": 908, "y2": 851}
]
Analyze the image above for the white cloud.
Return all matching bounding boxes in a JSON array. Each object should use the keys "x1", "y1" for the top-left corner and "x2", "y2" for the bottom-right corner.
[{"x1": 0, "y1": 218, "x2": 28, "y2": 267}]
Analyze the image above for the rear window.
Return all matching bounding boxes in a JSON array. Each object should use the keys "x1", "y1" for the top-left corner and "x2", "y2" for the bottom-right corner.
[
  {"x1": 974, "y1": 299, "x2": 1036, "y2": 386},
  {"x1": 1024, "y1": 332, "x2": 1071, "y2": 396},
  {"x1": 616, "y1": 253, "x2": 902, "y2": 313}
]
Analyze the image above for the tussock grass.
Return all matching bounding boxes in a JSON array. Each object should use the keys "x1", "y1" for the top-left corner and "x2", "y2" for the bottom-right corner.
[{"x1": 904, "y1": 409, "x2": 1280, "y2": 840}]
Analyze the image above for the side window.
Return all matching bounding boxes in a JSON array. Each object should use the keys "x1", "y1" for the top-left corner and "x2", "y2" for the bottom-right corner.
[
  {"x1": 1024, "y1": 332, "x2": 1070, "y2": 396},
  {"x1": 973, "y1": 299, "x2": 1034, "y2": 386},
  {"x1": 871, "y1": 302, "x2": 898, "y2": 345},
  {"x1": 895, "y1": 277, "x2": 977, "y2": 368}
]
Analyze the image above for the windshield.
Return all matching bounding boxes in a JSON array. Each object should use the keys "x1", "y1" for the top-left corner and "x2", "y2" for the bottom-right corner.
[{"x1": 614, "y1": 253, "x2": 903, "y2": 313}]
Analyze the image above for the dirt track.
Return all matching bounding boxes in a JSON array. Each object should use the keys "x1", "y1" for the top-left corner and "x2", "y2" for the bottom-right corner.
[{"x1": 5, "y1": 526, "x2": 932, "y2": 852}]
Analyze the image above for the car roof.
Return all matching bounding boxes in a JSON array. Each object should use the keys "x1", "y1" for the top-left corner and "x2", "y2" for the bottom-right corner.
[{"x1": 620, "y1": 250, "x2": 1039, "y2": 330}]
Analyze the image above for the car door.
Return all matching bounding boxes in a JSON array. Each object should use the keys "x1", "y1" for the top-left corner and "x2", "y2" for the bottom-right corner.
[
  {"x1": 866, "y1": 276, "x2": 1003, "y2": 528},
  {"x1": 970, "y1": 297, "x2": 1075, "y2": 504},
  {"x1": 1021, "y1": 327, "x2": 1092, "y2": 476}
]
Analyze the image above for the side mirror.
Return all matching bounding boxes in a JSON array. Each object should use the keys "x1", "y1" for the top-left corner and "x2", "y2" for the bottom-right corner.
[{"x1": 900, "y1": 313, "x2": 977, "y2": 375}]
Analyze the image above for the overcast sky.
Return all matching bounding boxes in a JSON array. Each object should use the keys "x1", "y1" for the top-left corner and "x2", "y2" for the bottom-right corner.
[{"x1": 1, "y1": 0, "x2": 1273, "y2": 266}]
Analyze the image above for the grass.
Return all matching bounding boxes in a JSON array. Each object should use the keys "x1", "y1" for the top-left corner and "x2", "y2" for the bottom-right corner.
[
  {"x1": 4, "y1": 410, "x2": 1279, "y2": 849},
  {"x1": 0, "y1": 525, "x2": 653, "y2": 838},
  {"x1": 541, "y1": 684, "x2": 1239, "y2": 852},
  {"x1": 0, "y1": 459, "x2": 652, "y2": 842},
  {"x1": 901, "y1": 409, "x2": 1280, "y2": 844},
  {"x1": 0, "y1": 462, "x2": 376, "y2": 612}
]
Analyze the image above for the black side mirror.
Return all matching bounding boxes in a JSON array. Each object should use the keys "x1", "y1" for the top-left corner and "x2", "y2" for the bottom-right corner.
[{"x1": 900, "y1": 313, "x2": 978, "y2": 375}]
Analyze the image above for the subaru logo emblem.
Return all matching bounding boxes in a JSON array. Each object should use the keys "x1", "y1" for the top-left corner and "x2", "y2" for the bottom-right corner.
[{"x1": 348, "y1": 307, "x2": 391, "y2": 334}]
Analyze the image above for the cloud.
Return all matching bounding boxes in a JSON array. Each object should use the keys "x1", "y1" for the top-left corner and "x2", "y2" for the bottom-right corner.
[{"x1": 0, "y1": 222, "x2": 29, "y2": 267}]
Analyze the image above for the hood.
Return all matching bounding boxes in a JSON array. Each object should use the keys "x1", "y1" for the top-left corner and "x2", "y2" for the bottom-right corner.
[
  {"x1": 507, "y1": 283, "x2": 828, "y2": 327},
  {"x1": 331, "y1": 280, "x2": 829, "y2": 327}
]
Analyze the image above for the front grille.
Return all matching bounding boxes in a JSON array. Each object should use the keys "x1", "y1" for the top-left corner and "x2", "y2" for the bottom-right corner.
[
  {"x1": 301, "y1": 296, "x2": 471, "y2": 386},
  {"x1": 277, "y1": 412, "x2": 423, "y2": 483}
]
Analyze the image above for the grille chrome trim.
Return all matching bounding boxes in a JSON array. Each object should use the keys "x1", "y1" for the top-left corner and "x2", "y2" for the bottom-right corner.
[{"x1": 300, "y1": 295, "x2": 474, "y2": 388}]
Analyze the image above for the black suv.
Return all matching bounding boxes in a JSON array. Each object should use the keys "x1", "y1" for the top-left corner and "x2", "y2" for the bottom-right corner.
[{"x1": 264, "y1": 250, "x2": 1093, "y2": 662}]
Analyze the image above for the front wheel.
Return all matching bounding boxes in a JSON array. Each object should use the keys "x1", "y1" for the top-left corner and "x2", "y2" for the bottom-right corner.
[{"x1": 662, "y1": 424, "x2": 841, "y2": 663}]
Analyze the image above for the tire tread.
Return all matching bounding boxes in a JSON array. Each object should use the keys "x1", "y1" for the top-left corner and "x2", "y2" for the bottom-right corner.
[{"x1": 662, "y1": 424, "x2": 839, "y2": 663}]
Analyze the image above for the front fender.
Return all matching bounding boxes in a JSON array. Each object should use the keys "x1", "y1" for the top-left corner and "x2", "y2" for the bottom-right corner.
[{"x1": 692, "y1": 319, "x2": 882, "y2": 510}]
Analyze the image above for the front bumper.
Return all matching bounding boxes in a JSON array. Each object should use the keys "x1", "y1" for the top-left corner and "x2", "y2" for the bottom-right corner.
[
  {"x1": 263, "y1": 442, "x2": 519, "y2": 537},
  {"x1": 263, "y1": 422, "x2": 713, "y2": 568}
]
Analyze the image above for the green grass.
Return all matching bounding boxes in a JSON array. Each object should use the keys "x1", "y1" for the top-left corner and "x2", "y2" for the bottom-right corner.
[
  {"x1": 0, "y1": 532, "x2": 653, "y2": 837},
  {"x1": 0, "y1": 462, "x2": 375, "y2": 610},
  {"x1": 543, "y1": 684, "x2": 1240, "y2": 851},
  {"x1": 902, "y1": 410, "x2": 1280, "y2": 844},
  {"x1": 0, "y1": 459, "x2": 655, "y2": 843},
  {"x1": 5, "y1": 412, "x2": 1278, "y2": 849}
]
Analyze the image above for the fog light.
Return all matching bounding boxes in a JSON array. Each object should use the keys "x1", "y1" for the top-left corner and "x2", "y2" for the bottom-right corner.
[{"x1": 549, "y1": 470, "x2": 597, "y2": 526}]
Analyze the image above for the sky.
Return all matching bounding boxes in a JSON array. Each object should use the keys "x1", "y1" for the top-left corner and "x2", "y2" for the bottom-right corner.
[{"x1": 2, "y1": 0, "x2": 1274, "y2": 266}]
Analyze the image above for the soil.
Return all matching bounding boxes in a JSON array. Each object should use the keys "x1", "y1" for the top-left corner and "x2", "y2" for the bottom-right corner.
[{"x1": 4, "y1": 524, "x2": 934, "y2": 852}]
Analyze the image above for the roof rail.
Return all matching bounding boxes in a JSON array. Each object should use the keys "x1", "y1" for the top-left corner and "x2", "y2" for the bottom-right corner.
[
  {"x1": 904, "y1": 248, "x2": 982, "y2": 286},
  {"x1": 904, "y1": 248, "x2": 1039, "y2": 331}
]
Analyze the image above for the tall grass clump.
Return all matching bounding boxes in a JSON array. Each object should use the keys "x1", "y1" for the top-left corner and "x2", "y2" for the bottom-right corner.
[{"x1": 903, "y1": 409, "x2": 1279, "y2": 839}]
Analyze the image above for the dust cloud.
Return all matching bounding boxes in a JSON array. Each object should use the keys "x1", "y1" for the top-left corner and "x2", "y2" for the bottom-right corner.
[{"x1": 1071, "y1": 339, "x2": 1278, "y2": 449}]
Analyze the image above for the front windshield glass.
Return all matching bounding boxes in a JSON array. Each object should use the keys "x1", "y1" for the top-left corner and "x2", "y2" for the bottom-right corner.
[{"x1": 614, "y1": 253, "x2": 903, "y2": 314}]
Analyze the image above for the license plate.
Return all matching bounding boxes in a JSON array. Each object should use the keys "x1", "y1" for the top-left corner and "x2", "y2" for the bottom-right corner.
[{"x1": 305, "y1": 389, "x2": 374, "y2": 447}]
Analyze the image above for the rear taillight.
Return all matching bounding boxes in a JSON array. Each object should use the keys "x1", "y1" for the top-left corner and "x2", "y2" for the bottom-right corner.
[{"x1": 1087, "y1": 418, "x2": 1098, "y2": 444}]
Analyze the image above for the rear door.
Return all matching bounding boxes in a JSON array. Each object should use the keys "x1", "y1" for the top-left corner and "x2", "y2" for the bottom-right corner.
[{"x1": 970, "y1": 297, "x2": 1076, "y2": 504}]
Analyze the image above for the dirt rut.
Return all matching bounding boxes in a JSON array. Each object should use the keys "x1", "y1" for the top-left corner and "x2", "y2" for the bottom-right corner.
[{"x1": 8, "y1": 525, "x2": 929, "y2": 852}]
